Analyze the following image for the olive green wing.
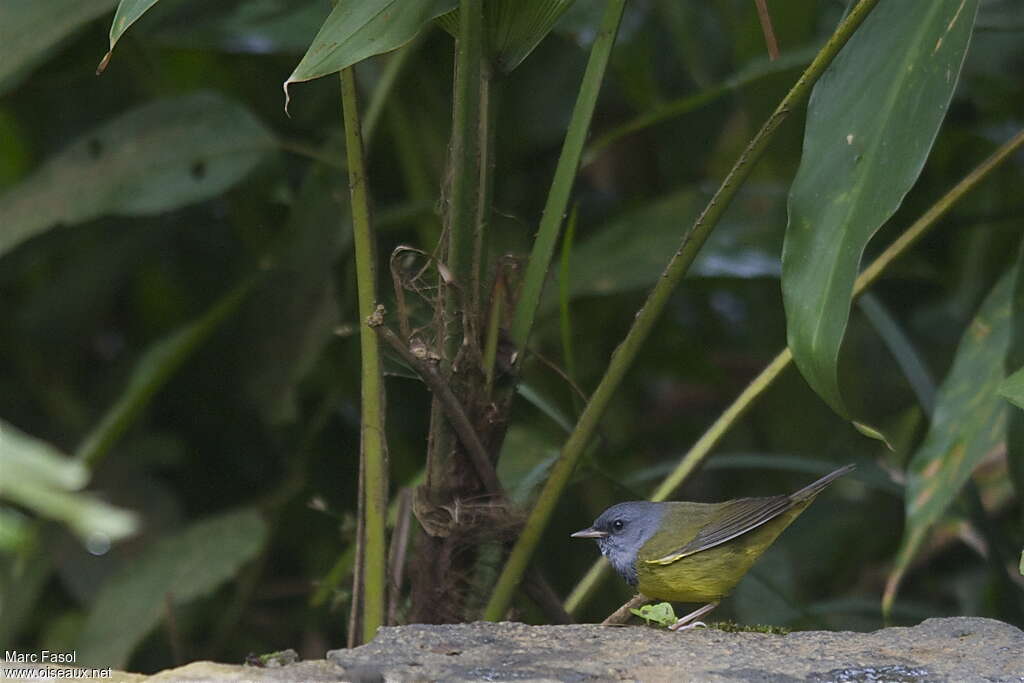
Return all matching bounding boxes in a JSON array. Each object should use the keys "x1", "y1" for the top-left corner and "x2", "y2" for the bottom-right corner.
[{"x1": 644, "y1": 495, "x2": 792, "y2": 566}]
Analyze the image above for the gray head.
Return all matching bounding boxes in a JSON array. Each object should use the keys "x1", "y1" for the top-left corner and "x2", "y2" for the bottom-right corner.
[{"x1": 571, "y1": 502, "x2": 664, "y2": 586}]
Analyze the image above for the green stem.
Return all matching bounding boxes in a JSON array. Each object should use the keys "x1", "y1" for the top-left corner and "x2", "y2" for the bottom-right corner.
[
  {"x1": 425, "y1": 0, "x2": 486, "y2": 508},
  {"x1": 445, "y1": 0, "x2": 484, "y2": 364},
  {"x1": 340, "y1": 66, "x2": 388, "y2": 645},
  {"x1": 484, "y1": 0, "x2": 882, "y2": 622},
  {"x1": 474, "y1": 73, "x2": 498, "y2": 324},
  {"x1": 483, "y1": 288, "x2": 502, "y2": 394},
  {"x1": 510, "y1": 0, "x2": 627, "y2": 349},
  {"x1": 559, "y1": 206, "x2": 581, "y2": 414},
  {"x1": 277, "y1": 139, "x2": 347, "y2": 168},
  {"x1": 568, "y1": 125, "x2": 1024, "y2": 616}
]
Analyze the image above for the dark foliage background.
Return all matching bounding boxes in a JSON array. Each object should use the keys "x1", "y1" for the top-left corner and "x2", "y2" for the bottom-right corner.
[{"x1": 1, "y1": 0, "x2": 1022, "y2": 673}]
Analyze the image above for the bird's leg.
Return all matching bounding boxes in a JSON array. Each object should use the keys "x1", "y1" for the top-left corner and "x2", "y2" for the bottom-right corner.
[{"x1": 668, "y1": 601, "x2": 719, "y2": 631}]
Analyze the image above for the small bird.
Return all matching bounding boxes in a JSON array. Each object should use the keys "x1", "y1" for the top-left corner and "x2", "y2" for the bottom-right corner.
[{"x1": 571, "y1": 464, "x2": 854, "y2": 630}]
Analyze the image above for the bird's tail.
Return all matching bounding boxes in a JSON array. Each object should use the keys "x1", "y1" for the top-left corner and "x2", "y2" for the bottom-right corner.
[{"x1": 789, "y1": 464, "x2": 855, "y2": 503}]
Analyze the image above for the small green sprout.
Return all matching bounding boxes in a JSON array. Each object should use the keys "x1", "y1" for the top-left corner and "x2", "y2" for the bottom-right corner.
[{"x1": 630, "y1": 602, "x2": 678, "y2": 627}]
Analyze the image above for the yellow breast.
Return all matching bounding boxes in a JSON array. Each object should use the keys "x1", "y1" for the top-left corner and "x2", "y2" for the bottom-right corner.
[{"x1": 634, "y1": 502, "x2": 808, "y2": 603}]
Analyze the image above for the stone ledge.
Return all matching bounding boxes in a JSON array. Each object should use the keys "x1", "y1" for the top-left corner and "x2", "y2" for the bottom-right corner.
[
  {"x1": 325, "y1": 617, "x2": 1023, "y2": 682},
  {"x1": 19, "y1": 617, "x2": 1023, "y2": 682}
]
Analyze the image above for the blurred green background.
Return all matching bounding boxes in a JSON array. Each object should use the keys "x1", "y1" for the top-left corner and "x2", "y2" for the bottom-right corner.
[{"x1": 1, "y1": 0, "x2": 1022, "y2": 673}]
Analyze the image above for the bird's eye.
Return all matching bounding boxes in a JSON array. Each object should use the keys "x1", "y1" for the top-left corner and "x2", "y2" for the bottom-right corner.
[{"x1": 612, "y1": 519, "x2": 625, "y2": 532}]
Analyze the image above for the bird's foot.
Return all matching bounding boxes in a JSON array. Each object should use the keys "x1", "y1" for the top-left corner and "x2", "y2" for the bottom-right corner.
[
  {"x1": 667, "y1": 601, "x2": 719, "y2": 632},
  {"x1": 670, "y1": 620, "x2": 707, "y2": 632}
]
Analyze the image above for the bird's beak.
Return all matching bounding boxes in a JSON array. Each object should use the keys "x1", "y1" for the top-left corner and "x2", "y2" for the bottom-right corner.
[{"x1": 570, "y1": 527, "x2": 608, "y2": 539}]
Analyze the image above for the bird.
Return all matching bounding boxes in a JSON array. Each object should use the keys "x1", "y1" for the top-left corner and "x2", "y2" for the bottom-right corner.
[{"x1": 571, "y1": 464, "x2": 854, "y2": 630}]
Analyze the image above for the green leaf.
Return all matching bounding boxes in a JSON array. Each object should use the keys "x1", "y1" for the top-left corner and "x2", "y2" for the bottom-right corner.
[
  {"x1": 242, "y1": 165, "x2": 348, "y2": 424},
  {"x1": 76, "y1": 508, "x2": 268, "y2": 667},
  {"x1": 516, "y1": 383, "x2": 573, "y2": 434},
  {"x1": 497, "y1": 424, "x2": 560, "y2": 504},
  {"x1": 782, "y1": 0, "x2": 978, "y2": 422},
  {"x1": 103, "y1": 0, "x2": 163, "y2": 66},
  {"x1": 999, "y1": 366, "x2": 1024, "y2": 410},
  {"x1": 547, "y1": 186, "x2": 783, "y2": 309},
  {"x1": 0, "y1": 92, "x2": 275, "y2": 259},
  {"x1": 149, "y1": 0, "x2": 330, "y2": 56},
  {"x1": 0, "y1": 0, "x2": 118, "y2": 94},
  {"x1": 1, "y1": 421, "x2": 87, "y2": 490},
  {"x1": 0, "y1": 420, "x2": 138, "y2": 543},
  {"x1": 0, "y1": 508, "x2": 29, "y2": 551},
  {"x1": 631, "y1": 602, "x2": 677, "y2": 627},
  {"x1": 437, "y1": 0, "x2": 578, "y2": 73},
  {"x1": 283, "y1": 0, "x2": 456, "y2": 108},
  {"x1": 75, "y1": 277, "x2": 255, "y2": 468},
  {"x1": 883, "y1": 267, "x2": 1014, "y2": 614},
  {"x1": 1005, "y1": 241, "x2": 1024, "y2": 515}
]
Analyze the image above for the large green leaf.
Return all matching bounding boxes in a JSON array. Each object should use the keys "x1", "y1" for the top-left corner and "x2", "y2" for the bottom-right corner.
[
  {"x1": 782, "y1": 0, "x2": 978, "y2": 422},
  {"x1": 76, "y1": 508, "x2": 267, "y2": 667},
  {"x1": 283, "y1": 0, "x2": 456, "y2": 108},
  {"x1": 0, "y1": 92, "x2": 275, "y2": 259},
  {"x1": 0, "y1": 420, "x2": 138, "y2": 543},
  {"x1": 884, "y1": 267, "x2": 1014, "y2": 613},
  {"x1": 545, "y1": 186, "x2": 783, "y2": 310},
  {"x1": 0, "y1": 0, "x2": 118, "y2": 94}
]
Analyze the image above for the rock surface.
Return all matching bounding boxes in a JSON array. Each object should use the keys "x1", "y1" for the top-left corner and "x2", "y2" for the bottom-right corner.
[
  {"x1": 18, "y1": 617, "x2": 1023, "y2": 682},
  {"x1": 325, "y1": 617, "x2": 1023, "y2": 682}
]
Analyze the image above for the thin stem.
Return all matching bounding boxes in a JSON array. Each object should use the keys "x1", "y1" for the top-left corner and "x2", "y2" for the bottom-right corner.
[
  {"x1": 855, "y1": 128, "x2": 1024, "y2": 294},
  {"x1": 484, "y1": 0, "x2": 882, "y2": 622},
  {"x1": 601, "y1": 593, "x2": 649, "y2": 625},
  {"x1": 582, "y1": 46, "x2": 815, "y2": 167},
  {"x1": 474, "y1": 74, "x2": 498, "y2": 325},
  {"x1": 483, "y1": 283, "x2": 503, "y2": 394},
  {"x1": 373, "y1": 321, "x2": 502, "y2": 494},
  {"x1": 754, "y1": 0, "x2": 780, "y2": 60},
  {"x1": 277, "y1": 138, "x2": 347, "y2": 168},
  {"x1": 559, "y1": 206, "x2": 581, "y2": 414},
  {"x1": 510, "y1": 0, "x2": 627, "y2": 349},
  {"x1": 340, "y1": 65, "x2": 388, "y2": 645},
  {"x1": 568, "y1": 126, "x2": 1024, "y2": 616}
]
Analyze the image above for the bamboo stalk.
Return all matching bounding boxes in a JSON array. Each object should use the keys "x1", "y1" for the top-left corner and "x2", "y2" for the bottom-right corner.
[{"x1": 340, "y1": 66, "x2": 388, "y2": 645}]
